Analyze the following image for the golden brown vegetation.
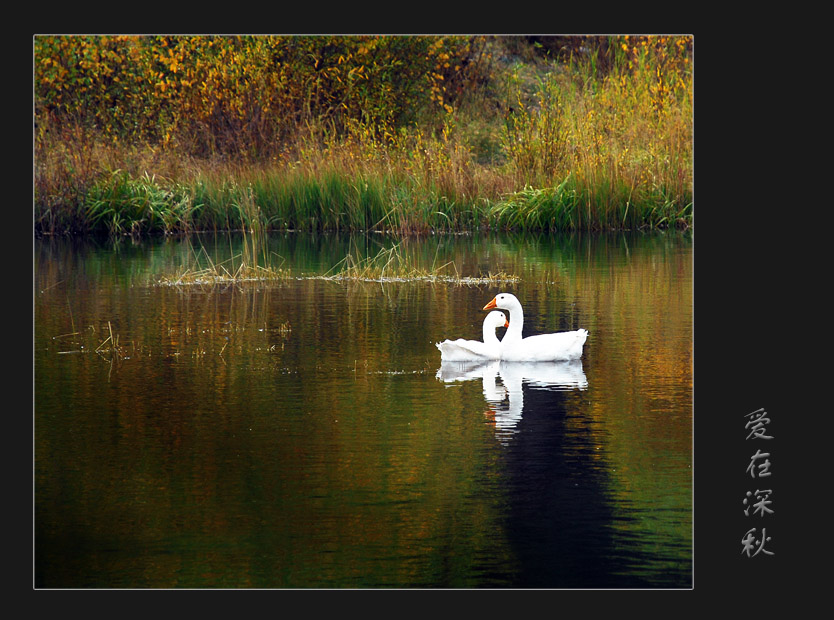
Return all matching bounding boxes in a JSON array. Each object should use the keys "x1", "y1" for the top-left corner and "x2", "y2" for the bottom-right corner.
[{"x1": 34, "y1": 35, "x2": 692, "y2": 234}]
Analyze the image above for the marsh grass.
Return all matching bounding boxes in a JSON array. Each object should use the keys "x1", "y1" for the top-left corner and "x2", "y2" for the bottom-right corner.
[{"x1": 157, "y1": 194, "x2": 292, "y2": 286}]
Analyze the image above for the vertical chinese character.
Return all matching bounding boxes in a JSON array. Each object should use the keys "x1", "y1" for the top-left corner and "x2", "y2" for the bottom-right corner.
[
  {"x1": 741, "y1": 527, "x2": 774, "y2": 556},
  {"x1": 744, "y1": 408, "x2": 773, "y2": 440},
  {"x1": 742, "y1": 489, "x2": 774, "y2": 517},
  {"x1": 746, "y1": 449, "x2": 772, "y2": 478}
]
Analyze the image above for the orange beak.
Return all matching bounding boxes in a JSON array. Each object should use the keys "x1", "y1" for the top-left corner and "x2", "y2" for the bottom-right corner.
[
  {"x1": 503, "y1": 318, "x2": 509, "y2": 328},
  {"x1": 483, "y1": 297, "x2": 497, "y2": 310}
]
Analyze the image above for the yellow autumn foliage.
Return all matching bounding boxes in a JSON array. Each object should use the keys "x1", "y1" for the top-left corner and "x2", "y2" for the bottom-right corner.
[{"x1": 35, "y1": 35, "x2": 486, "y2": 158}]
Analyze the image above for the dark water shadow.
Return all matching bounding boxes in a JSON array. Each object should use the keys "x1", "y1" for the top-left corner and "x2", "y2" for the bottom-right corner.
[{"x1": 437, "y1": 359, "x2": 686, "y2": 588}]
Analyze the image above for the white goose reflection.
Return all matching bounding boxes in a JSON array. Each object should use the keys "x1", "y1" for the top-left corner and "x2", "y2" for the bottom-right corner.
[{"x1": 436, "y1": 359, "x2": 588, "y2": 441}]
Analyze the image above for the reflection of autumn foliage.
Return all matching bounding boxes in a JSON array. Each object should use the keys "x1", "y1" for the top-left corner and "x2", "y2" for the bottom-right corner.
[
  {"x1": 566, "y1": 235, "x2": 692, "y2": 558},
  {"x1": 36, "y1": 254, "x2": 517, "y2": 586}
]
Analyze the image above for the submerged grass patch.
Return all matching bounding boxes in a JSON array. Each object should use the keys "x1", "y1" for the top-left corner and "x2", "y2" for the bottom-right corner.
[
  {"x1": 157, "y1": 262, "x2": 292, "y2": 286},
  {"x1": 158, "y1": 237, "x2": 519, "y2": 287},
  {"x1": 314, "y1": 243, "x2": 519, "y2": 285},
  {"x1": 156, "y1": 205, "x2": 292, "y2": 286}
]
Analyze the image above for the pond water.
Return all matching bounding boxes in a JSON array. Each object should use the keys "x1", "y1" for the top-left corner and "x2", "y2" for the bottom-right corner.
[{"x1": 34, "y1": 230, "x2": 693, "y2": 589}]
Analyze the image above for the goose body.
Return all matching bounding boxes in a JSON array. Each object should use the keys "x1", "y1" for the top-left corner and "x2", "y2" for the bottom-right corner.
[
  {"x1": 483, "y1": 293, "x2": 588, "y2": 362},
  {"x1": 436, "y1": 311, "x2": 508, "y2": 362}
]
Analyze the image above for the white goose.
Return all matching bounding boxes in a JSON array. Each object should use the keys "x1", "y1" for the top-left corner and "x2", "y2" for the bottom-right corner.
[
  {"x1": 483, "y1": 292, "x2": 588, "y2": 362},
  {"x1": 436, "y1": 310, "x2": 509, "y2": 362}
]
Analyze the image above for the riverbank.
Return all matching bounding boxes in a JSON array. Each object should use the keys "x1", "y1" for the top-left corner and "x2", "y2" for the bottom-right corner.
[{"x1": 34, "y1": 35, "x2": 692, "y2": 236}]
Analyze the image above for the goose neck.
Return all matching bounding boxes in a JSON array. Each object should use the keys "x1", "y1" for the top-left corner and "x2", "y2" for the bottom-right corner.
[
  {"x1": 505, "y1": 306, "x2": 524, "y2": 340},
  {"x1": 483, "y1": 323, "x2": 498, "y2": 344}
]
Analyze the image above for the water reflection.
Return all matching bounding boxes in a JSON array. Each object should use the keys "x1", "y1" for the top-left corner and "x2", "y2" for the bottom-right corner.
[
  {"x1": 35, "y1": 231, "x2": 692, "y2": 588},
  {"x1": 437, "y1": 360, "x2": 588, "y2": 442}
]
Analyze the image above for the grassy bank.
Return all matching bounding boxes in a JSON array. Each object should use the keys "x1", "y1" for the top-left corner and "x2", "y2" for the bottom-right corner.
[{"x1": 34, "y1": 35, "x2": 692, "y2": 235}]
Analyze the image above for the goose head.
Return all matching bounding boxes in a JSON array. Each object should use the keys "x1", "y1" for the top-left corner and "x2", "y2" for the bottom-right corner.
[
  {"x1": 483, "y1": 293, "x2": 522, "y2": 313},
  {"x1": 482, "y1": 310, "x2": 509, "y2": 343},
  {"x1": 484, "y1": 310, "x2": 510, "y2": 329}
]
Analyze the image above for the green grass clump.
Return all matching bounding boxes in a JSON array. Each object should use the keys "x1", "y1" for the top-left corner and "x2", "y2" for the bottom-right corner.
[
  {"x1": 491, "y1": 176, "x2": 579, "y2": 231},
  {"x1": 489, "y1": 172, "x2": 691, "y2": 232},
  {"x1": 253, "y1": 169, "x2": 392, "y2": 232},
  {"x1": 86, "y1": 171, "x2": 201, "y2": 235}
]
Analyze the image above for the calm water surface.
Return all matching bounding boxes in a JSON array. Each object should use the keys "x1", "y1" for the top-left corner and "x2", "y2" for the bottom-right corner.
[{"x1": 34, "y1": 231, "x2": 692, "y2": 588}]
